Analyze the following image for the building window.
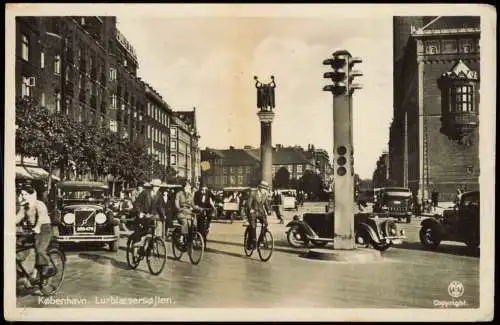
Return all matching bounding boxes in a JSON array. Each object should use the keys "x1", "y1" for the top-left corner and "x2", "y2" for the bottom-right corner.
[
  {"x1": 21, "y1": 34, "x2": 29, "y2": 61},
  {"x1": 171, "y1": 154, "x2": 177, "y2": 165},
  {"x1": 21, "y1": 77, "x2": 32, "y2": 97},
  {"x1": 450, "y1": 85, "x2": 474, "y2": 112},
  {"x1": 170, "y1": 127, "x2": 177, "y2": 137},
  {"x1": 109, "y1": 68, "x2": 117, "y2": 81},
  {"x1": 111, "y1": 94, "x2": 117, "y2": 109},
  {"x1": 55, "y1": 92, "x2": 61, "y2": 112},
  {"x1": 230, "y1": 176, "x2": 236, "y2": 185},
  {"x1": 238, "y1": 166, "x2": 243, "y2": 174},
  {"x1": 223, "y1": 167, "x2": 228, "y2": 175},
  {"x1": 297, "y1": 164, "x2": 303, "y2": 173},
  {"x1": 54, "y1": 55, "x2": 61, "y2": 74},
  {"x1": 238, "y1": 175, "x2": 243, "y2": 185},
  {"x1": 40, "y1": 52, "x2": 45, "y2": 68},
  {"x1": 109, "y1": 119, "x2": 117, "y2": 132},
  {"x1": 425, "y1": 40, "x2": 440, "y2": 54},
  {"x1": 460, "y1": 39, "x2": 474, "y2": 53},
  {"x1": 442, "y1": 40, "x2": 457, "y2": 53},
  {"x1": 246, "y1": 166, "x2": 252, "y2": 174},
  {"x1": 170, "y1": 140, "x2": 177, "y2": 150},
  {"x1": 41, "y1": 93, "x2": 45, "y2": 107},
  {"x1": 223, "y1": 176, "x2": 228, "y2": 185}
]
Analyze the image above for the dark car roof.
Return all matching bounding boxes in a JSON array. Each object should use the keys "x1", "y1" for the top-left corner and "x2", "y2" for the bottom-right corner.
[{"x1": 58, "y1": 181, "x2": 109, "y2": 190}]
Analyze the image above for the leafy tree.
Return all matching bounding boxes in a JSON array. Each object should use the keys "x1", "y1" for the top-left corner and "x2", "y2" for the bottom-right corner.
[
  {"x1": 299, "y1": 170, "x2": 324, "y2": 197},
  {"x1": 274, "y1": 166, "x2": 290, "y2": 189},
  {"x1": 16, "y1": 97, "x2": 82, "y2": 190}
]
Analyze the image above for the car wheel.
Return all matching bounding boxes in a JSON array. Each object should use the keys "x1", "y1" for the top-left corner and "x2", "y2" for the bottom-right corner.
[
  {"x1": 286, "y1": 226, "x2": 307, "y2": 248},
  {"x1": 419, "y1": 227, "x2": 440, "y2": 250},
  {"x1": 355, "y1": 230, "x2": 370, "y2": 248},
  {"x1": 373, "y1": 242, "x2": 391, "y2": 251}
]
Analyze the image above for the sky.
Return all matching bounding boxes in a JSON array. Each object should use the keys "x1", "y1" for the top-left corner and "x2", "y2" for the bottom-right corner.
[{"x1": 116, "y1": 15, "x2": 393, "y2": 179}]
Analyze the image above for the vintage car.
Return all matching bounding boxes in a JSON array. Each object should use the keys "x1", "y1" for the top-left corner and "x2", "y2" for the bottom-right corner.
[
  {"x1": 220, "y1": 187, "x2": 249, "y2": 221},
  {"x1": 419, "y1": 190, "x2": 479, "y2": 250},
  {"x1": 54, "y1": 181, "x2": 120, "y2": 252},
  {"x1": 286, "y1": 211, "x2": 406, "y2": 251},
  {"x1": 373, "y1": 187, "x2": 413, "y2": 223},
  {"x1": 277, "y1": 189, "x2": 298, "y2": 211}
]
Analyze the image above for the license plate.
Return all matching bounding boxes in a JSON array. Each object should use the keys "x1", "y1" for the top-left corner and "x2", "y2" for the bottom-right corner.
[
  {"x1": 393, "y1": 201, "x2": 401, "y2": 205},
  {"x1": 76, "y1": 226, "x2": 95, "y2": 232}
]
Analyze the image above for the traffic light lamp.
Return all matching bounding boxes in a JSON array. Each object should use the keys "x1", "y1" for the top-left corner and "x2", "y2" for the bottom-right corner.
[
  {"x1": 322, "y1": 52, "x2": 350, "y2": 96},
  {"x1": 336, "y1": 145, "x2": 348, "y2": 176},
  {"x1": 348, "y1": 56, "x2": 363, "y2": 94}
]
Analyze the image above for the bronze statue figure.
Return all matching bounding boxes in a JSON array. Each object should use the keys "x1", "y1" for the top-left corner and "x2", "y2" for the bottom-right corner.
[{"x1": 254, "y1": 76, "x2": 276, "y2": 111}]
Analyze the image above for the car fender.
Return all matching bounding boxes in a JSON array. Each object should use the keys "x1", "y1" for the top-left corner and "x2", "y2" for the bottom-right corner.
[
  {"x1": 420, "y1": 217, "x2": 446, "y2": 237},
  {"x1": 356, "y1": 222, "x2": 381, "y2": 244},
  {"x1": 286, "y1": 220, "x2": 316, "y2": 237}
]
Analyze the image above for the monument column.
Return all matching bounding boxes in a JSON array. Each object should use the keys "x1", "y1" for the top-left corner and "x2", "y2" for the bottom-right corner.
[{"x1": 254, "y1": 76, "x2": 276, "y2": 187}]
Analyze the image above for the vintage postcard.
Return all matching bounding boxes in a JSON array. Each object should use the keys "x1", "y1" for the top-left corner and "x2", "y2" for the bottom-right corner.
[{"x1": 4, "y1": 3, "x2": 495, "y2": 322}]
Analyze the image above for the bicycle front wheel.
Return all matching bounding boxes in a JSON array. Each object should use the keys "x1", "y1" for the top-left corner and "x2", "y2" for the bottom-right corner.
[
  {"x1": 243, "y1": 227, "x2": 254, "y2": 257},
  {"x1": 188, "y1": 232, "x2": 205, "y2": 265},
  {"x1": 40, "y1": 248, "x2": 66, "y2": 296},
  {"x1": 146, "y1": 237, "x2": 167, "y2": 275},
  {"x1": 171, "y1": 230, "x2": 184, "y2": 260},
  {"x1": 257, "y1": 229, "x2": 274, "y2": 262},
  {"x1": 126, "y1": 236, "x2": 141, "y2": 269}
]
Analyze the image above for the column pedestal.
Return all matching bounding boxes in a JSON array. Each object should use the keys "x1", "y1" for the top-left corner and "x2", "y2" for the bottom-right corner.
[{"x1": 257, "y1": 111, "x2": 275, "y2": 187}]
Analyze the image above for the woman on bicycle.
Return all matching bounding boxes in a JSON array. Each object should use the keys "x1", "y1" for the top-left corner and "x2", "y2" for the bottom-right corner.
[
  {"x1": 174, "y1": 180, "x2": 196, "y2": 241},
  {"x1": 16, "y1": 184, "x2": 55, "y2": 288}
]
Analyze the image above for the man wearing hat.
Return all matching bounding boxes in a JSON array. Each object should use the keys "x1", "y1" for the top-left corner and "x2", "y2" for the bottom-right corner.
[
  {"x1": 131, "y1": 180, "x2": 161, "y2": 248},
  {"x1": 193, "y1": 184, "x2": 216, "y2": 243},
  {"x1": 246, "y1": 180, "x2": 272, "y2": 250}
]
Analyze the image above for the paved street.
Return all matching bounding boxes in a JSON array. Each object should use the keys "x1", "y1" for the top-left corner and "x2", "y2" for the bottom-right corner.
[{"x1": 17, "y1": 202, "x2": 479, "y2": 309}]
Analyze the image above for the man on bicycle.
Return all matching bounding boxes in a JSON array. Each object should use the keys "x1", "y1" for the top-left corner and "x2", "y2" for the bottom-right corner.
[
  {"x1": 193, "y1": 184, "x2": 215, "y2": 242},
  {"x1": 131, "y1": 180, "x2": 161, "y2": 248},
  {"x1": 246, "y1": 180, "x2": 272, "y2": 250},
  {"x1": 16, "y1": 184, "x2": 55, "y2": 289}
]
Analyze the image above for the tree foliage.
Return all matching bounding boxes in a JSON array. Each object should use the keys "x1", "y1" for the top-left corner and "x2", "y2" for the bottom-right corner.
[
  {"x1": 274, "y1": 166, "x2": 290, "y2": 189},
  {"x1": 299, "y1": 170, "x2": 324, "y2": 196},
  {"x1": 16, "y1": 97, "x2": 168, "y2": 189}
]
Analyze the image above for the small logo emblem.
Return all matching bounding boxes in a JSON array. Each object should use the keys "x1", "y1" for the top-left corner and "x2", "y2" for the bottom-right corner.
[{"x1": 448, "y1": 281, "x2": 465, "y2": 298}]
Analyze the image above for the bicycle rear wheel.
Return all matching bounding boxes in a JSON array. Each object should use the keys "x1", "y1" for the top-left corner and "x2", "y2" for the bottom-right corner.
[
  {"x1": 243, "y1": 227, "x2": 254, "y2": 257},
  {"x1": 40, "y1": 248, "x2": 66, "y2": 296},
  {"x1": 146, "y1": 237, "x2": 167, "y2": 275},
  {"x1": 257, "y1": 229, "x2": 274, "y2": 262},
  {"x1": 188, "y1": 232, "x2": 205, "y2": 265},
  {"x1": 126, "y1": 236, "x2": 140, "y2": 269}
]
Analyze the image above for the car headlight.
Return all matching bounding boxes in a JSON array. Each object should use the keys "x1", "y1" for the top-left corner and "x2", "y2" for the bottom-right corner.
[
  {"x1": 400, "y1": 229, "x2": 406, "y2": 236},
  {"x1": 390, "y1": 227, "x2": 397, "y2": 235},
  {"x1": 95, "y1": 212, "x2": 107, "y2": 224},
  {"x1": 382, "y1": 205, "x2": 388, "y2": 211},
  {"x1": 63, "y1": 213, "x2": 75, "y2": 224}
]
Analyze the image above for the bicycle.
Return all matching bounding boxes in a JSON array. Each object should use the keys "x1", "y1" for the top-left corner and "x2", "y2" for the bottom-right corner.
[
  {"x1": 126, "y1": 216, "x2": 167, "y2": 275},
  {"x1": 243, "y1": 219, "x2": 274, "y2": 262},
  {"x1": 16, "y1": 231, "x2": 66, "y2": 296},
  {"x1": 170, "y1": 211, "x2": 205, "y2": 265}
]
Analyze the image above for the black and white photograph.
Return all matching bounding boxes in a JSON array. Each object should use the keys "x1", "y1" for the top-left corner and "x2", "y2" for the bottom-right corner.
[{"x1": 4, "y1": 3, "x2": 495, "y2": 322}]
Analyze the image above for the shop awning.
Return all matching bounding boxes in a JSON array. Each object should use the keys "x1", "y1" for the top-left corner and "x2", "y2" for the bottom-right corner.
[{"x1": 16, "y1": 165, "x2": 60, "y2": 181}]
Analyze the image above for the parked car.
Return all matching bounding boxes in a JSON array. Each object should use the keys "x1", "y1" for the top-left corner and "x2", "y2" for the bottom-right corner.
[
  {"x1": 419, "y1": 190, "x2": 479, "y2": 250},
  {"x1": 54, "y1": 181, "x2": 120, "y2": 252},
  {"x1": 286, "y1": 211, "x2": 405, "y2": 251},
  {"x1": 373, "y1": 187, "x2": 414, "y2": 223}
]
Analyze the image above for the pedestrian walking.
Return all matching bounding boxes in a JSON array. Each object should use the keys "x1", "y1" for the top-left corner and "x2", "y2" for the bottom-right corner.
[
  {"x1": 431, "y1": 188, "x2": 439, "y2": 211},
  {"x1": 272, "y1": 190, "x2": 284, "y2": 224}
]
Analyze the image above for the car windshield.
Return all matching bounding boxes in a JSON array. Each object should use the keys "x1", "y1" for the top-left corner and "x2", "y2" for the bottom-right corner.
[
  {"x1": 62, "y1": 190, "x2": 106, "y2": 201},
  {"x1": 383, "y1": 191, "x2": 411, "y2": 203}
]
